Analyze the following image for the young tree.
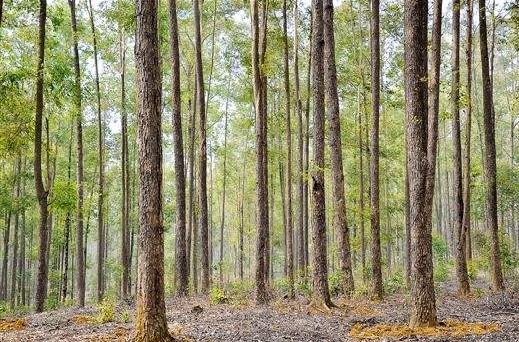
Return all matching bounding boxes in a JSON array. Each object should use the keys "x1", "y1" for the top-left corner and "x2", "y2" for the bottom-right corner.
[
  {"x1": 323, "y1": 0, "x2": 354, "y2": 295},
  {"x1": 282, "y1": 0, "x2": 294, "y2": 298},
  {"x1": 34, "y1": 0, "x2": 48, "y2": 313},
  {"x1": 369, "y1": 0, "x2": 383, "y2": 299},
  {"x1": 68, "y1": 0, "x2": 86, "y2": 307},
  {"x1": 219, "y1": 87, "x2": 230, "y2": 285},
  {"x1": 311, "y1": 0, "x2": 332, "y2": 308},
  {"x1": 192, "y1": 0, "x2": 210, "y2": 293},
  {"x1": 134, "y1": 0, "x2": 173, "y2": 340},
  {"x1": 451, "y1": 0, "x2": 470, "y2": 295},
  {"x1": 478, "y1": 0, "x2": 505, "y2": 291},
  {"x1": 404, "y1": 0, "x2": 437, "y2": 327}
]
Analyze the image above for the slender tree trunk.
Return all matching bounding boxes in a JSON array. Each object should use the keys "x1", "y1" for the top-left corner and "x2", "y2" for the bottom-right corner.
[
  {"x1": 282, "y1": 0, "x2": 294, "y2": 298},
  {"x1": 186, "y1": 85, "x2": 196, "y2": 284},
  {"x1": 303, "y1": 13, "x2": 312, "y2": 275},
  {"x1": 218, "y1": 88, "x2": 230, "y2": 286},
  {"x1": 68, "y1": 0, "x2": 85, "y2": 308},
  {"x1": 451, "y1": 0, "x2": 470, "y2": 295},
  {"x1": 192, "y1": 0, "x2": 210, "y2": 293},
  {"x1": 134, "y1": 0, "x2": 172, "y2": 339},
  {"x1": 478, "y1": 0, "x2": 505, "y2": 291},
  {"x1": 322, "y1": 0, "x2": 354, "y2": 295},
  {"x1": 311, "y1": 0, "x2": 332, "y2": 308},
  {"x1": 369, "y1": 0, "x2": 383, "y2": 299},
  {"x1": 239, "y1": 161, "x2": 245, "y2": 280},
  {"x1": 62, "y1": 132, "x2": 73, "y2": 302},
  {"x1": 10, "y1": 157, "x2": 21, "y2": 309},
  {"x1": 405, "y1": 0, "x2": 437, "y2": 327},
  {"x1": 34, "y1": 0, "x2": 48, "y2": 313},
  {"x1": 279, "y1": 156, "x2": 288, "y2": 277}
]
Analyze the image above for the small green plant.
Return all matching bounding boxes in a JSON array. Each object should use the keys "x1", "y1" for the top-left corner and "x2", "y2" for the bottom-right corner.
[
  {"x1": 96, "y1": 298, "x2": 115, "y2": 324},
  {"x1": 434, "y1": 261, "x2": 451, "y2": 283},
  {"x1": 120, "y1": 309, "x2": 131, "y2": 323},
  {"x1": 328, "y1": 272, "x2": 343, "y2": 297},
  {"x1": 209, "y1": 286, "x2": 227, "y2": 304},
  {"x1": 296, "y1": 278, "x2": 312, "y2": 297},
  {"x1": 384, "y1": 269, "x2": 405, "y2": 295},
  {"x1": 467, "y1": 259, "x2": 478, "y2": 281}
]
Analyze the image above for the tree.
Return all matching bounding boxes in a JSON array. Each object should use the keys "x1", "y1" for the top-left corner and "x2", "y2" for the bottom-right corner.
[
  {"x1": 369, "y1": 0, "x2": 383, "y2": 299},
  {"x1": 282, "y1": 0, "x2": 294, "y2": 298},
  {"x1": 323, "y1": 0, "x2": 354, "y2": 295},
  {"x1": 311, "y1": 0, "x2": 332, "y2": 308},
  {"x1": 34, "y1": 0, "x2": 48, "y2": 314},
  {"x1": 404, "y1": 0, "x2": 437, "y2": 327},
  {"x1": 219, "y1": 85, "x2": 230, "y2": 285},
  {"x1": 250, "y1": 0, "x2": 269, "y2": 304},
  {"x1": 193, "y1": 0, "x2": 210, "y2": 293},
  {"x1": 68, "y1": 0, "x2": 86, "y2": 308},
  {"x1": 134, "y1": 0, "x2": 172, "y2": 340},
  {"x1": 478, "y1": 0, "x2": 505, "y2": 291},
  {"x1": 167, "y1": 0, "x2": 187, "y2": 297},
  {"x1": 451, "y1": 0, "x2": 470, "y2": 295}
]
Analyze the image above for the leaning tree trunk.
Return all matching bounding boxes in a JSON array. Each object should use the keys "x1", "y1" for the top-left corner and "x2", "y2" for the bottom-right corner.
[
  {"x1": 369, "y1": 0, "x2": 383, "y2": 300},
  {"x1": 311, "y1": 0, "x2": 332, "y2": 308},
  {"x1": 323, "y1": 0, "x2": 354, "y2": 295},
  {"x1": 451, "y1": 0, "x2": 470, "y2": 296},
  {"x1": 34, "y1": 0, "x2": 49, "y2": 313},
  {"x1": 134, "y1": 0, "x2": 173, "y2": 340},
  {"x1": 404, "y1": 0, "x2": 437, "y2": 327},
  {"x1": 478, "y1": 0, "x2": 505, "y2": 292}
]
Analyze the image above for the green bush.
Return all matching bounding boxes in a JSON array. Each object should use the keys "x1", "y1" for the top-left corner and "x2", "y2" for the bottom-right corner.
[
  {"x1": 96, "y1": 298, "x2": 115, "y2": 324},
  {"x1": 384, "y1": 269, "x2": 405, "y2": 295},
  {"x1": 432, "y1": 234, "x2": 449, "y2": 262},
  {"x1": 226, "y1": 281, "x2": 253, "y2": 305},
  {"x1": 328, "y1": 272, "x2": 343, "y2": 297},
  {"x1": 434, "y1": 261, "x2": 451, "y2": 283},
  {"x1": 119, "y1": 310, "x2": 131, "y2": 323},
  {"x1": 209, "y1": 286, "x2": 227, "y2": 304}
]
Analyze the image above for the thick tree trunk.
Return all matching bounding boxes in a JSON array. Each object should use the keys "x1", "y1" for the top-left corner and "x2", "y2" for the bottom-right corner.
[
  {"x1": 451, "y1": 0, "x2": 470, "y2": 295},
  {"x1": 404, "y1": 0, "x2": 437, "y2": 327},
  {"x1": 323, "y1": 0, "x2": 354, "y2": 296},
  {"x1": 134, "y1": 0, "x2": 173, "y2": 340},
  {"x1": 192, "y1": 0, "x2": 210, "y2": 293},
  {"x1": 34, "y1": 0, "x2": 48, "y2": 313},
  {"x1": 282, "y1": 0, "x2": 294, "y2": 298},
  {"x1": 369, "y1": 0, "x2": 383, "y2": 300},
  {"x1": 311, "y1": 0, "x2": 332, "y2": 308},
  {"x1": 478, "y1": 0, "x2": 505, "y2": 291}
]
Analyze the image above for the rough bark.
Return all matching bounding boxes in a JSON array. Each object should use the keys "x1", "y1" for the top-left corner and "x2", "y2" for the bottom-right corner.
[
  {"x1": 478, "y1": 0, "x2": 505, "y2": 291},
  {"x1": 34, "y1": 0, "x2": 48, "y2": 313},
  {"x1": 404, "y1": 0, "x2": 437, "y2": 327},
  {"x1": 167, "y1": 0, "x2": 188, "y2": 297},
  {"x1": 369, "y1": 0, "x2": 383, "y2": 299},
  {"x1": 311, "y1": 0, "x2": 332, "y2": 308},
  {"x1": 134, "y1": 0, "x2": 173, "y2": 340}
]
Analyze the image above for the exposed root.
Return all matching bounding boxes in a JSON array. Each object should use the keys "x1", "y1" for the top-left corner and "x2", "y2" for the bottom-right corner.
[
  {"x1": 0, "y1": 318, "x2": 27, "y2": 332},
  {"x1": 349, "y1": 319, "x2": 501, "y2": 340}
]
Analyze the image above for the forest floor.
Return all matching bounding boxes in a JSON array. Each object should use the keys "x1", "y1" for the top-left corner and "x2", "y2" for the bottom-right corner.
[{"x1": 1, "y1": 280, "x2": 518, "y2": 341}]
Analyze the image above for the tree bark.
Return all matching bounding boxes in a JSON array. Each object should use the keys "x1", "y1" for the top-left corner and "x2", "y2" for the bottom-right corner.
[
  {"x1": 404, "y1": 0, "x2": 437, "y2": 327},
  {"x1": 311, "y1": 0, "x2": 332, "y2": 308},
  {"x1": 369, "y1": 0, "x2": 383, "y2": 300},
  {"x1": 134, "y1": 0, "x2": 173, "y2": 340},
  {"x1": 478, "y1": 0, "x2": 505, "y2": 291},
  {"x1": 34, "y1": 0, "x2": 48, "y2": 313},
  {"x1": 10, "y1": 157, "x2": 21, "y2": 309}
]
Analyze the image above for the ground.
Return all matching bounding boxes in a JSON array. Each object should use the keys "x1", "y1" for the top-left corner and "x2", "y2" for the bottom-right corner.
[{"x1": 1, "y1": 281, "x2": 518, "y2": 341}]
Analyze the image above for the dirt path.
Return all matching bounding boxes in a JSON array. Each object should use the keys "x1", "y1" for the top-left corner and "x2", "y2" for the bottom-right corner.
[{"x1": 1, "y1": 285, "x2": 518, "y2": 341}]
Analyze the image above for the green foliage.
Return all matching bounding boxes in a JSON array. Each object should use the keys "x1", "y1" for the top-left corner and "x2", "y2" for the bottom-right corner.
[
  {"x1": 50, "y1": 179, "x2": 77, "y2": 212},
  {"x1": 119, "y1": 310, "x2": 131, "y2": 323},
  {"x1": 432, "y1": 234, "x2": 449, "y2": 262},
  {"x1": 226, "y1": 281, "x2": 253, "y2": 305},
  {"x1": 209, "y1": 286, "x2": 227, "y2": 304},
  {"x1": 96, "y1": 298, "x2": 115, "y2": 324},
  {"x1": 384, "y1": 269, "x2": 405, "y2": 295},
  {"x1": 434, "y1": 261, "x2": 452, "y2": 283},
  {"x1": 328, "y1": 272, "x2": 343, "y2": 297}
]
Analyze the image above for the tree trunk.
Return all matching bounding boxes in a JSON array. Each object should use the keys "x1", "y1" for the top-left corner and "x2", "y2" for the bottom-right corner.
[
  {"x1": 218, "y1": 87, "x2": 230, "y2": 286},
  {"x1": 478, "y1": 0, "x2": 505, "y2": 291},
  {"x1": 34, "y1": 0, "x2": 48, "y2": 313},
  {"x1": 369, "y1": 0, "x2": 383, "y2": 299},
  {"x1": 282, "y1": 0, "x2": 294, "y2": 298},
  {"x1": 62, "y1": 131, "x2": 73, "y2": 302},
  {"x1": 134, "y1": 0, "x2": 173, "y2": 340},
  {"x1": 192, "y1": 0, "x2": 210, "y2": 293},
  {"x1": 10, "y1": 157, "x2": 21, "y2": 308},
  {"x1": 404, "y1": 0, "x2": 437, "y2": 327},
  {"x1": 167, "y1": 0, "x2": 188, "y2": 297},
  {"x1": 186, "y1": 84, "x2": 196, "y2": 285},
  {"x1": 451, "y1": 0, "x2": 470, "y2": 295},
  {"x1": 311, "y1": 0, "x2": 332, "y2": 308},
  {"x1": 323, "y1": 0, "x2": 354, "y2": 295}
]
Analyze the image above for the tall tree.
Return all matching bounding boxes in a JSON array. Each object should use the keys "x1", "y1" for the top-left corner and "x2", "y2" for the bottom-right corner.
[
  {"x1": 451, "y1": 0, "x2": 470, "y2": 295},
  {"x1": 478, "y1": 0, "x2": 505, "y2": 291},
  {"x1": 86, "y1": 0, "x2": 105, "y2": 303},
  {"x1": 134, "y1": 0, "x2": 172, "y2": 340},
  {"x1": 168, "y1": 0, "x2": 188, "y2": 297},
  {"x1": 219, "y1": 86, "x2": 230, "y2": 285},
  {"x1": 68, "y1": 0, "x2": 85, "y2": 307},
  {"x1": 323, "y1": 0, "x2": 354, "y2": 295},
  {"x1": 404, "y1": 0, "x2": 437, "y2": 327},
  {"x1": 250, "y1": 0, "x2": 269, "y2": 304},
  {"x1": 282, "y1": 0, "x2": 294, "y2": 298},
  {"x1": 311, "y1": 0, "x2": 332, "y2": 308},
  {"x1": 34, "y1": 0, "x2": 48, "y2": 313},
  {"x1": 193, "y1": 0, "x2": 210, "y2": 293},
  {"x1": 369, "y1": 0, "x2": 383, "y2": 299}
]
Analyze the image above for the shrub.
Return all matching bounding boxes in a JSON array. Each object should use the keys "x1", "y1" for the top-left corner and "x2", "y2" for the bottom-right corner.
[
  {"x1": 209, "y1": 286, "x2": 227, "y2": 304},
  {"x1": 328, "y1": 272, "x2": 343, "y2": 297},
  {"x1": 119, "y1": 310, "x2": 131, "y2": 323},
  {"x1": 434, "y1": 261, "x2": 451, "y2": 283},
  {"x1": 96, "y1": 298, "x2": 115, "y2": 324},
  {"x1": 384, "y1": 269, "x2": 405, "y2": 295}
]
